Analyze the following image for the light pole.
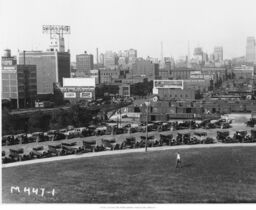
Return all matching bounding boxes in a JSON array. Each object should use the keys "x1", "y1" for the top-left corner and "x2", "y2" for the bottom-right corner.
[{"x1": 145, "y1": 101, "x2": 150, "y2": 152}]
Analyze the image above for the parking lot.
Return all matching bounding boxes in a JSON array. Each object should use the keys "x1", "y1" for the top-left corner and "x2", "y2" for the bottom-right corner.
[{"x1": 2, "y1": 113, "x2": 256, "y2": 165}]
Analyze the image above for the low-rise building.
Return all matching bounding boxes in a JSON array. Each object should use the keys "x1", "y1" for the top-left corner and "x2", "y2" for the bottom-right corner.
[
  {"x1": 233, "y1": 65, "x2": 254, "y2": 79},
  {"x1": 99, "y1": 68, "x2": 120, "y2": 84}
]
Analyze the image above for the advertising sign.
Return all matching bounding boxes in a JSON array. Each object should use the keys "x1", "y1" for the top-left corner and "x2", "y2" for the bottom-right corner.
[
  {"x1": 63, "y1": 78, "x2": 95, "y2": 87},
  {"x1": 154, "y1": 80, "x2": 183, "y2": 89},
  {"x1": 61, "y1": 87, "x2": 94, "y2": 92},
  {"x1": 42, "y1": 25, "x2": 71, "y2": 34},
  {"x1": 64, "y1": 92, "x2": 76, "y2": 98},
  {"x1": 80, "y1": 92, "x2": 92, "y2": 98}
]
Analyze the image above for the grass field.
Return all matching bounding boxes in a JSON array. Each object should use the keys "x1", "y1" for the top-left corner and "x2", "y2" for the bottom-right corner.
[{"x1": 2, "y1": 146, "x2": 256, "y2": 203}]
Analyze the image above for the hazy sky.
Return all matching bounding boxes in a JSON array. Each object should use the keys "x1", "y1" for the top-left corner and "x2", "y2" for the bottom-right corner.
[{"x1": 1, "y1": 0, "x2": 256, "y2": 61}]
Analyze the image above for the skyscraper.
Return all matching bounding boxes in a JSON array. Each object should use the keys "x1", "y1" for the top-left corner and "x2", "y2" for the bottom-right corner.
[
  {"x1": 76, "y1": 51, "x2": 94, "y2": 76},
  {"x1": 2, "y1": 49, "x2": 37, "y2": 108},
  {"x1": 246, "y1": 36, "x2": 256, "y2": 63},
  {"x1": 18, "y1": 50, "x2": 70, "y2": 95},
  {"x1": 104, "y1": 51, "x2": 116, "y2": 68},
  {"x1": 213, "y1": 46, "x2": 223, "y2": 62}
]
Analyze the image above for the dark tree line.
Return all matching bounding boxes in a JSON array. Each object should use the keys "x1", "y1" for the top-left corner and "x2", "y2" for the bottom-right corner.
[
  {"x1": 2, "y1": 105, "x2": 97, "y2": 135},
  {"x1": 95, "y1": 85, "x2": 119, "y2": 99},
  {"x1": 130, "y1": 80, "x2": 153, "y2": 96}
]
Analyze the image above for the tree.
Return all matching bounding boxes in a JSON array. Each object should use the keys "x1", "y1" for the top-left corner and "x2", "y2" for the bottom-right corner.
[
  {"x1": 27, "y1": 111, "x2": 51, "y2": 132},
  {"x1": 2, "y1": 108, "x2": 14, "y2": 135},
  {"x1": 49, "y1": 109, "x2": 73, "y2": 130}
]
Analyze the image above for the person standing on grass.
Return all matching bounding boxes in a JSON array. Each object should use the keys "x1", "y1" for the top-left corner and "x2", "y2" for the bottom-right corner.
[{"x1": 176, "y1": 152, "x2": 182, "y2": 168}]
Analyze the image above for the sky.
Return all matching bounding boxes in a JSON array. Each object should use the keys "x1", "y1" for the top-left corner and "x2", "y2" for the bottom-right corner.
[{"x1": 1, "y1": 0, "x2": 256, "y2": 61}]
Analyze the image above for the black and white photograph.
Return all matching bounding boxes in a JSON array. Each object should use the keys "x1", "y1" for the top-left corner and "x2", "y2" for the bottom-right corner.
[{"x1": 1, "y1": 0, "x2": 256, "y2": 205}]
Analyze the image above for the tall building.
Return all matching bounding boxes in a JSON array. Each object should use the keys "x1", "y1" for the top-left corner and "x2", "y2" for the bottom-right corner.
[
  {"x1": 104, "y1": 51, "x2": 116, "y2": 68},
  {"x1": 18, "y1": 50, "x2": 70, "y2": 95},
  {"x1": 246, "y1": 37, "x2": 256, "y2": 63},
  {"x1": 2, "y1": 49, "x2": 37, "y2": 108},
  {"x1": 127, "y1": 49, "x2": 137, "y2": 63},
  {"x1": 76, "y1": 51, "x2": 94, "y2": 76},
  {"x1": 99, "y1": 53, "x2": 104, "y2": 65},
  {"x1": 130, "y1": 58, "x2": 159, "y2": 81},
  {"x1": 213, "y1": 46, "x2": 223, "y2": 62}
]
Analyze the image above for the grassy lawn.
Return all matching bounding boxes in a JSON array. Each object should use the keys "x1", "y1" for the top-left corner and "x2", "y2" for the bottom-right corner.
[{"x1": 2, "y1": 146, "x2": 256, "y2": 203}]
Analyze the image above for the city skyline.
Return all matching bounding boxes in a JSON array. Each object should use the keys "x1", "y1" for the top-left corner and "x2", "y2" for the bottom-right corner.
[{"x1": 1, "y1": 0, "x2": 256, "y2": 61}]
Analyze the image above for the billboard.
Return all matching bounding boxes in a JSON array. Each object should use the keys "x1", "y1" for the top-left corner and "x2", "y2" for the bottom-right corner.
[
  {"x1": 63, "y1": 78, "x2": 96, "y2": 88},
  {"x1": 42, "y1": 25, "x2": 71, "y2": 34},
  {"x1": 80, "y1": 92, "x2": 92, "y2": 98},
  {"x1": 64, "y1": 92, "x2": 76, "y2": 98},
  {"x1": 154, "y1": 80, "x2": 183, "y2": 89}
]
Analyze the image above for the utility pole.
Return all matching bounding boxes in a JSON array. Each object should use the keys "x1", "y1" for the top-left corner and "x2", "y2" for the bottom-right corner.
[{"x1": 145, "y1": 101, "x2": 150, "y2": 152}]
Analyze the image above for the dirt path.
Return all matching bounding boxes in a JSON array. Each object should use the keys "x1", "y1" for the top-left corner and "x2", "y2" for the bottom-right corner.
[{"x1": 2, "y1": 142, "x2": 256, "y2": 168}]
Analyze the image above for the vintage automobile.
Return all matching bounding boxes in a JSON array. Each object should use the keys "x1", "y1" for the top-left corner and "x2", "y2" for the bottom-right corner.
[
  {"x1": 30, "y1": 146, "x2": 49, "y2": 158},
  {"x1": 94, "y1": 126, "x2": 108, "y2": 136},
  {"x1": 193, "y1": 131, "x2": 207, "y2": 143},
  {"x1": 83, "y1": 139, "x2": 97, "y2": 152},
  {"x1": 251, "y1": 130, "x2": 256, "y2": 142},
  {"x1": 61, "y1": 142, "x2": 81, "y2": 155},
  {"x1": 176, "y1": 133, "x2": 191, "y2": 144},
  {"x1": 201, "y1": 137, "x2": 215, "y2": 144},
  {"x1": 233, "y1": 130, "x2": 248, "y2": 143},
  {"x1": 216, "y1": 130, "x2": 230, "y2": 142},
  {"x1": 48, "y1": 144, "x2": 62, "y2": 156},
  {"x1": 159, "y1": 134, "x2": 173, "y2": 146},
  {"x1": 121, "y1": 137, "x2": 136, "y2": 149},
  {"x1": 139, "y1": 135, "x2": 158, "y2": 147},
  {"x1": 32, "y1": 132, "x2": 46, "y2": 142},
  {"x1": 246, "y1": 118, "x2": 256, "y2": 127},
  {"x1": 9, "y1": 148, "x2": 24, "y2": 161},
  {"x1": 101, "y1": 138, "x2": 119, "y2": 150}
]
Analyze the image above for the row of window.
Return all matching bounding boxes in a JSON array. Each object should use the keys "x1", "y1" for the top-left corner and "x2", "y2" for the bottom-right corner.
[
  {"x1": 101, "y1": 72, "x2": 117, "y2": 76},
  {"x1": 162, "y1": 94, "x2": 190, "y2": 98}
]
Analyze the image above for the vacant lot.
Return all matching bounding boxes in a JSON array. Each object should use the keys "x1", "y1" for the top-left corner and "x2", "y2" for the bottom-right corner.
[{"x1": 2, "y1": 146, "x2": 256, "y2": 203}]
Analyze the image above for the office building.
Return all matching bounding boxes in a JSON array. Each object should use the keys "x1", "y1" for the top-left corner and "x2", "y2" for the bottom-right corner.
[
  {"x1": 76, "y1": 51, "x2": 94, "y2": 75},
  {"x1": 90, "y1": 69, "x2": 100, "y2": 84},
  {"x1": 127, "y1": 49, "x2": 137, "y2": 64},
  {"x1": 233, "y1": 65, "x2": 254, "y2": 79},
  {"x1": 246, "y1": 37, "x2": 256, "y2": 63},
  {"x1": 18, "y1": 50, "x2": 70, "y2": 95},
  {"x1": 130, "y1": 58, "x2": 159, "y2": 81},
  {"x1": 213, "y1": 46, "x2": 223, "y2": 62},
  {"x1": 2, "y1": 50, "x2": 37, "y2": 108},
  {"x1": 104, "y1": 51, "x2": 116, "y2": 68},
  {"x1": 99, "y1": 68, "x2": 120, "y2": 84}
]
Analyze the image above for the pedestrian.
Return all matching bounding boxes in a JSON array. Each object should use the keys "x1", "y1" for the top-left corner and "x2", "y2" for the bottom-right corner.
[{"x1": 176, "y1": 152, "x2": 182, "y2": 168}]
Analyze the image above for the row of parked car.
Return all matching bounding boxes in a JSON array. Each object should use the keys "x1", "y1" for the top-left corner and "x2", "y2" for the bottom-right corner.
[
  {"x1": 217, "y1": 129, "x2": 256, "y2": 143},
  {"x1": 2, "y1": 129, "x2": 230, "y2": 164},
  {"x1": 2, "y1": 126, "x2": 90, "y2": 146},
  {"x1": 3, "y1": 128, "x2": 256, "y2": 164},
  {"x1": 2, "y1": 118, "x2": 233, "y2": 147}
]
